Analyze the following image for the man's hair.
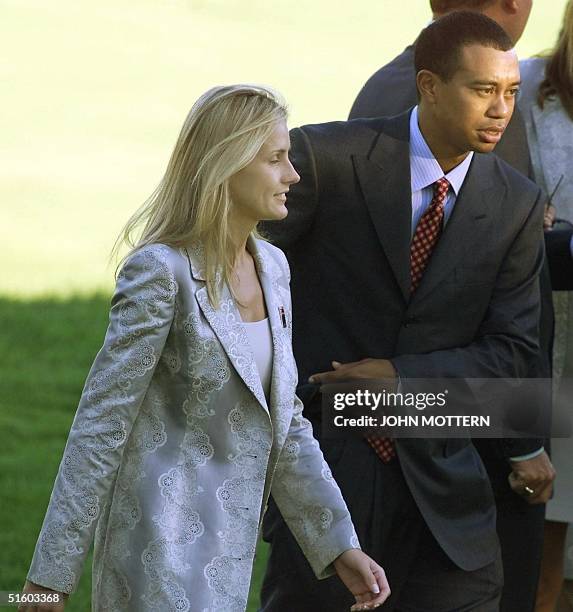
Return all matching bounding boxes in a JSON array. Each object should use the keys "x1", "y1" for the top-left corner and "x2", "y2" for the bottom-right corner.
[
  {"x1": 415, "y1": 11, "x2": 514, "y2": 81},
  {"x1": 430, "y1": 0, "x2": 495, "y2": 14}
]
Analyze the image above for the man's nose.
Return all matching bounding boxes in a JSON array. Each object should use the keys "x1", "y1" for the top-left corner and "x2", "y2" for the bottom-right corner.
[{"x1": 488, "y1": 94, "x2": 512, "y2": 118}]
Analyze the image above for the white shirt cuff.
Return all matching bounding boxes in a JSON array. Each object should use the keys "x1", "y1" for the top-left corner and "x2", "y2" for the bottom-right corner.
[{"x1": 509, "y1": 447, "x2": 545, "y2": 462}]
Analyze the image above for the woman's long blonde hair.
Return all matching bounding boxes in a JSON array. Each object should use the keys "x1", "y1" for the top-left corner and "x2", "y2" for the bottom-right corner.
[
  {"x1": 538, "y1": 0, "x2": 573, "y2": 120},
  {"x1": 113, "y1": 84, "x2": 288, "y2": 306}
]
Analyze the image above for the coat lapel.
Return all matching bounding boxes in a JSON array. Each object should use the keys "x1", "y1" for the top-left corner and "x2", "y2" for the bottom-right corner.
[
  {"x1": 412, "y1": 154, "x2": 503, "y2": 302},
  {"x1": 187, "y1": 245, "x2": 270, "y2": 413},
  {"x1": 352, "y1": 121, "x2": 412, "y2": 302},
  {"x1": 249, "y1": 238, "x2": 294, "y2": 429},
  {"x1": 530, "y1": 103, "x2": 567, "y2": 199}
]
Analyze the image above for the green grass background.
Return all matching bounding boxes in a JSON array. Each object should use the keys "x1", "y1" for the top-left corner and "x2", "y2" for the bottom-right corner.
[{"x1": 0, "y1": 1, "x2": 569, "y2": 609}]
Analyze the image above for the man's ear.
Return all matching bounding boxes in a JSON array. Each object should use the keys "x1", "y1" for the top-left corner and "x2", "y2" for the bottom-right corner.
[{"x1": 416, "y1": 70, "x2": 440, "y2": 104}]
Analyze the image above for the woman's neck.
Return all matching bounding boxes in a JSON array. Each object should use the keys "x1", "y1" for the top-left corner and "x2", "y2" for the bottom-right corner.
[{"x1": 229, "y1": 212, "x2": 256, "y2": 269}]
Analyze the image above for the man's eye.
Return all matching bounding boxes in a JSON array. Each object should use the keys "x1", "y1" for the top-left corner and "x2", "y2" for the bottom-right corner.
[
  {"x1": 270, "y1": 159, "x2": 280, "y2": 164},
  {"x1": 477, "y1": 88, "x2": 494, "y2": 95},
  {"x1": 507, "y1": 88, "x2": 520, "y2": 97}
]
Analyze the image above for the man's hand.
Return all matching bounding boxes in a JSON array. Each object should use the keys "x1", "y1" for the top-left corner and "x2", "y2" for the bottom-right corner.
[
  {"x1": 508, "y1": 450, "x2": 556, "y2": 504},
  {"x1": 333, "y1": 548, "x2": 391, "y2": 611},
  {"x1": 309, "y1": 359, "x2": 397, "y2": 384},
  {"x1": 544, "y1": 204, "x2": 556, "y2": 230}
]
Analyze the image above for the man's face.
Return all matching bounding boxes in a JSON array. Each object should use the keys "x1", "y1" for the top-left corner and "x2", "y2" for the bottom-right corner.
[{"x1": 432, "y1": 44, "x2": 520, "y2": 156}]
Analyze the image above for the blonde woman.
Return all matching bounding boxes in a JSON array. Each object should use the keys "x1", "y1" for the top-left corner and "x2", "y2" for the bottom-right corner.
[
  {"x1": 20, "y1": 85, "x2": 390, "y2": 612},
  {"x1": 519, "y1": 2, "x2": 573, "y2": 610}
]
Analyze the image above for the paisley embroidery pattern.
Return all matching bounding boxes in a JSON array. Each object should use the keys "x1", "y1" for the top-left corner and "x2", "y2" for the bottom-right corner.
[
  {"x1": 141, "y1": 538, "x2": 191, "y2": 612},
  {"x1": 142, "y1": 422, "x2": 214, "y2": 606},
  {"x1": 28, "y1": 245, "x2": 177, "y2": 603},
  {"x1": 203, "y1": 395, "x2": 272, "y2": 611},
  {"x1": 180, "y1": 311, "x2": 231, "y2": 418},
  {"x1": 27, "y1": 241, "x2": 358, "y2": 611}
]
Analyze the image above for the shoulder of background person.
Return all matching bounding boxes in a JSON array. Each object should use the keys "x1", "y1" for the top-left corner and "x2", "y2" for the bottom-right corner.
[
  {"x1": 518, "y1": 57, "x2": 548, "y2": 106},
  {"x1": 384, "y1": 44, "x2": 416, "y2": 71},
  {"x1": 349, "y1": 44, "x2": 417, "y2": 119},
  {"x1": 519, "y1": 56, "x2": 547, "y2": 78}
]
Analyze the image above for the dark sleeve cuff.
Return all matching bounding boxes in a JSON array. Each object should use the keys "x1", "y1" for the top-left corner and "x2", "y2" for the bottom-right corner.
[
  {"x1": 545, "y1": 227, "x2": 573, "y2": 290},
  {"x1": 501, "y1": 437, "x2": 545, "y2": 459}
]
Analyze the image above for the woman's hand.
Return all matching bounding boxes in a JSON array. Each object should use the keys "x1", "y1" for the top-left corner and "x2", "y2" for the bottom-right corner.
[
  {"x1": 333, "y1": 548, "x2": 391, "y2": 611},
  {"x1": 17, "y1": 580, "x2": 67, "y2": 611}
]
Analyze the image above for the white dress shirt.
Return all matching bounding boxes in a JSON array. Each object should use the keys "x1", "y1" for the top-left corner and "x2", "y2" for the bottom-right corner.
[{"x1": 409, "y1": 105, "x2": 473, "y2": 234}]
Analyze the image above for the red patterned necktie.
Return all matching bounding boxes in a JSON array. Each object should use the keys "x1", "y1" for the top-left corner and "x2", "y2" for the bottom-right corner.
[
  {"x1": 410, "y1": 177, "x2": 449, "y2": 292},
  {"x1": 366, "y1": 177, "x2": 450, "y2": 463}
]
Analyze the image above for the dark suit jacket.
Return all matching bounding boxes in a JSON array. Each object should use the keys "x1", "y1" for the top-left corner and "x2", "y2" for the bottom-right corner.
[
  {"x1": 546, "y1": 226, "x2": 573, "y2": 290},
  {"x1": 350, "y1": 43, "x2": 555, "y2": 461},
  {"x1": 261, "y1": 111, "x2": 544, "y2": 571}
]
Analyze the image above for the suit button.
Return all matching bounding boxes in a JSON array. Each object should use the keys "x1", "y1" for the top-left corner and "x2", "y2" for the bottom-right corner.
[{"x1": 402, "y1": 316, "x2": 418, "y2": 328}]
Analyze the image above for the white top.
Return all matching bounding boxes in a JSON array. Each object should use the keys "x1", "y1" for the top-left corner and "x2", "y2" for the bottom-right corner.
[{"x1": 243, "y1": 317, "x2": 273, "y2": 400}]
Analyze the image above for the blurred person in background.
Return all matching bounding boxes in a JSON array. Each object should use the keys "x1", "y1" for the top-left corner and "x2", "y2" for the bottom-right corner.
[
  {"x1": 518, "y1": 2, "x2": 573, "y2": 609},
  {"x1": 18, "y1": 84, "x2": 390, "y2": 612}
]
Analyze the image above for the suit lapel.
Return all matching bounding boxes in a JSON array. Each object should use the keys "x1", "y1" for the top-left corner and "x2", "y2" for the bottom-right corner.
[
  {"x1": 353, "y1": 116, "x2": 412, "y2": 301},
  {"x1": 412, "y1": 154, "x2": 503, "y2": 302},
  {"x1": 187, "y1": 246, "x2": 269, "y2": 413}
]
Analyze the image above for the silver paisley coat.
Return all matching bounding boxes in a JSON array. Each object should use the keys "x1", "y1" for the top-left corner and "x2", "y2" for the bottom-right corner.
[{"x1": 27, "y1": 238, "x2": 359, "y2": 612}]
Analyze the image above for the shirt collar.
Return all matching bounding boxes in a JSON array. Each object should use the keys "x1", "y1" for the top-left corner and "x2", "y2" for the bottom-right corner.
[{"x1": 409, "y1": 106, "x2": 473, "y2": 196}]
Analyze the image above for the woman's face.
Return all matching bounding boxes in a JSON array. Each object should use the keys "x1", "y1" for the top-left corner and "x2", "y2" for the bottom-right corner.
[{"x1": 229, "y1": 119, "x2": 300, "y2": 225}]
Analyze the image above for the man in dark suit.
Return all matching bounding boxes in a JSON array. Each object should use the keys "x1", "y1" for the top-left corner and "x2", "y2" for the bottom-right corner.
[
  {"x1": 349, "y1": 2, "x2": 564, "y2": 610},
  {"x1": 260, "y1": 12, "x2": 554, "y2": 611}
]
